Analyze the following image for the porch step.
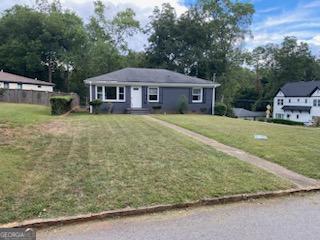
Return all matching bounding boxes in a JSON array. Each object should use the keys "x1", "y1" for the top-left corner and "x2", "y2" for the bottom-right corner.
[{"x1": 126, "y1": 108, "x2": 150, "y2": 115}]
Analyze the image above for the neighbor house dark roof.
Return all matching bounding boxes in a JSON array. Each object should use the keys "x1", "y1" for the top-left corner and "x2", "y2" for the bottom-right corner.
[
  {"x1": 232, "y1": 108, "x2": 266, "y2": 118},
  {"x1": 282, "y1": 106, "x2": 312, "y2": 112},
  {"x1": 0, "y1": 70, "x2": 54, "y2": 86},
  {"x1": 84, "y1": 68, "x2": 218, "y2": 86},
  {"x1": 279, "y1": 81, "x2": 320, "y2": 97}
]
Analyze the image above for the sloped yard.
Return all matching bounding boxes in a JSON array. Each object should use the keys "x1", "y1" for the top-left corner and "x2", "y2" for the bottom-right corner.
[
  {"x1": 155, "y1": 115, "x2": 320, "y2": 179},
  {"x1": 0, "y1": 104, "x2": 291, "y2": 224}
]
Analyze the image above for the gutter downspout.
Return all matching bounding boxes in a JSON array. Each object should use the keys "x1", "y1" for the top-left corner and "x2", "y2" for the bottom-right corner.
[
  {"x1": 211, "y1": 86, "x2": 215, "y2": 115},
  {"x1": 89, "y1": 81, "x2": 93, "y2": 114}
]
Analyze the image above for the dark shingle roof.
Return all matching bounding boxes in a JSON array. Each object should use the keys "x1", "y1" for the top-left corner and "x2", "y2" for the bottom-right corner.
[
  {"x1": 84, "y1": 68, "x2": 215, "y2": 85},
  {"x1": 232, "y1": 108, "x2": 266, "y2": 118},
  {"x1": 280, "y1": 81, "x2": 320, "y2": 97},
  {"x1": 0, "y1": 71, "x2": 54, "y2": 86},
  {"x1": 282, "y1": 106, "x2": 312, "y2": 112}
]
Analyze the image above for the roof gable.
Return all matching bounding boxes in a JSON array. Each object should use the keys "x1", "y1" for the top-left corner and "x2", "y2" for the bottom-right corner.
[
  {"x1": 84, "y1": 68, "x2": 216, "y2": 86},
  {"x1": 280, "y1": 81, "x2": 320, "y2": 97}
]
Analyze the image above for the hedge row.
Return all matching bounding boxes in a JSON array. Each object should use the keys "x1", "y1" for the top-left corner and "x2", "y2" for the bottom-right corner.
[
  {"x1": 50, "y1": 96, "x2": 73, "y2": 115},
  {"x1": 267, "y1": 119, "x2": 304, "y2": 126}
]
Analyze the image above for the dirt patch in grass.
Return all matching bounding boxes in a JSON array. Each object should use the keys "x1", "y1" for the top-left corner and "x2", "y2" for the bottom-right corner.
[{"x1": 38, "y1": 119, "x2": 70, "y2": 136}]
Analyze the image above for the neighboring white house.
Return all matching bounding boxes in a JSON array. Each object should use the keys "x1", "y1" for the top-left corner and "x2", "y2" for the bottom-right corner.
[
  {"x1": 273, "y1": 81, "x2": 320, "y2": 123},
  {"x1": 0, "y1": 70, "x2": 54, "y2": 92}
]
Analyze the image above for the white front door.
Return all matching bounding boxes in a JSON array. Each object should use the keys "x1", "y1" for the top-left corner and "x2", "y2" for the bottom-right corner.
[{"x1": 131, "y1": 86, "x2": 142, "y2": 108}]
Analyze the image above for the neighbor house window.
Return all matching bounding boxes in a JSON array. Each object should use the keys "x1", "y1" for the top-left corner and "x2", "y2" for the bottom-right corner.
[
  {"x1": 297, "y1": 98, "x2": 300, "y2": 102},
  {"x1": 314, "y1": 99, "x2": 317, "y2": 106},
  {"x1": 318, "y1": 99, "x2": 320, "y2": 106},
  {"x1": 277, "y1": 99, "x2": 284, "y2": 105},
  {"x1": 305, "y1": 99, "x2": 308, "y2": 103},
  {"x1": 38, "y1": 85, "x2": 42, "y2": 88},
  {"x1": 3, "y1": 82, "x2": 9, "y2": 89},
  {"x1": 289, "y1": 99, "x2": 291, "y2": 103},
  {"x1": 17, "y1": 83, "x2": 22, "y2": 89},
  {"x1": 148, "y1": 87, "x2": 159, "y2": 102},
  {"x1": 96, "y1": 86, "x2": 103, "y2": 100},
  {"x1": 104, "y1": 86, "x2": 125, "y2": 102},
  {"x1": 192, "y1": 88, "x2": 203, "y2": 103},
  {"x1": 275, "y1": 113, "x2": 284, "y2": 119},
  {"x1": 296, "y1": 114, "x2": 299, "y2": 119}
]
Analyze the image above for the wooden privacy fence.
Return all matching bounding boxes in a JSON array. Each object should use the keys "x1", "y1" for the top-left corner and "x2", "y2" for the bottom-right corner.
[{"x1": 0, "y1": 89, "x2": 80, "y2": 108}]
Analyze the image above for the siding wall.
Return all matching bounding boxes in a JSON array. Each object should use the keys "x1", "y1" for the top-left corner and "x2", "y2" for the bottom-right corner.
[
  {"x1": 0, "y1": 81, "x2": 53, "y2": 92},
  {"x1": 92, "y1": 85, "x2": 214, "y2": 114}
]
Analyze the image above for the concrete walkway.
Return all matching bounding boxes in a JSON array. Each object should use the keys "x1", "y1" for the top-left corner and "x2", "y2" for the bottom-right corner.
[{"x1": 146, "y1": 116, "x2": 319, "y2": 188}]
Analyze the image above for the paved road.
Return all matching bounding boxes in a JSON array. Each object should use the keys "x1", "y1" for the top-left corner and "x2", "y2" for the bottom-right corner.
[
  {"x1": 146, "y1": 116, "x2": 320, "y2": 188},
  {"x1": 38, "y1": 193, "x2": 320, "y2": 240}
]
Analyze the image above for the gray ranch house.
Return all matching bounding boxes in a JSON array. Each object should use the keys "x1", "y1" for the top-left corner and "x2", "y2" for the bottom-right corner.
[{"x1": 84, "y1": 68, "x2": 220, "y2": 114}]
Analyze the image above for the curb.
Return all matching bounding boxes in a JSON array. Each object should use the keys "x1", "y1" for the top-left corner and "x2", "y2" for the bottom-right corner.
[{"x1": 2, "y1": 186, "x2": 320, "y2": 229}]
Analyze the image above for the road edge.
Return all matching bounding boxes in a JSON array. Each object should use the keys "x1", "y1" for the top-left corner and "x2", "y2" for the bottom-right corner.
[{"x1": 2, "y1": 186, "x2": 320, "y2": 229}]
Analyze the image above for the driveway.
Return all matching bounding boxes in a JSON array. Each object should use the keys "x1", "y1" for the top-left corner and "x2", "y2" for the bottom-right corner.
[{"x1": 38, "y1": 192, "x2": 320, "y2": 240}]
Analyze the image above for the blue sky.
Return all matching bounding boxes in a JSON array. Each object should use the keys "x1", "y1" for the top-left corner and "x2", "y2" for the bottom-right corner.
[{"x1": 1, "y1": 0, "x2": 320, "y2": 54}]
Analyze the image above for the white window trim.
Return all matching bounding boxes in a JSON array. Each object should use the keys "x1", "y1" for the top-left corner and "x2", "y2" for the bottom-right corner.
[
  {"x1": 192, "y1": 87, "x2": 203, "y2": 103},
  {"x1": 147, "y1": 87, "x2": 159, "y2": 103},
  {"x1": 95, "y1": 86, "x2": 103, "y2": 100},
  {"x1": 95, "y1": 86, "x2": 126, "y2": 102}
]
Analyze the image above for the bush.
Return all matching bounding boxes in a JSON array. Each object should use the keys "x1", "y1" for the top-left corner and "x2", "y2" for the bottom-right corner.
[
  {"x1": 50, "y1": 96, "x2": 73, "y2": 115},
  {"x1": 268, "y1": 119, "x2": 304, "y2": 126},
  {"x1": 214, "y1": 102, "x2": 227, "y2": 116},
  {"x1": 89, "y1": 99, "x2": 103, "y2": 114},
  {"x1": 177, "y1": 95, "x2": 188, "y2": 114}
]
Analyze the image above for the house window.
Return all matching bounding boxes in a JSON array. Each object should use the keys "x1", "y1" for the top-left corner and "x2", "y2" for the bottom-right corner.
[
  {"x1": 17, "y1": 83, "x2": 22, "y2": 89},
  {"x1": 38, "y1": 85, "x2": 42, "y2": 88},
  {"x1": 3, "y1": 82, "x2": 9, "y2": 89},
  {"x1": 277, "y1": 99, "x2": 284, "y2": 105},
  {"x1": 148, "y1": 87, "x2": 159, "y2": 102},
  {"x1": 119, "y1": 87, "x2": 125, "y2": 100},
  {"x1": 96, "y1": 86, "x2": 103, "y2": 100},
  {"x1": 296, "y1": 114, "x2": 299, "y2": 119},
  {"x1": 297, "y1": 98, "x2": 300, "y2": 102},
  {"x1": 287, "y1": 114, "x2": 290, "y2": 119},
  {"x1": 105, "y1": 87, "x2": 117, "y2": 100},
  {"x1": 305, "y1": 99, "x2": 308, "y2": 103},
  {"x1": 289, "y1": 99, "x2": 291, "y2": 103},
  {"x1": 314, "y1": 99, "x2": 317, "y2": 107},
  {"x1": 104, "y1": 86, "x2": 125, "y2": 102},
  {"x1": 318, "y1": 99, "x2": 320, "y2": 107},
  {"x1": 192, "y1": 88, "x2": 203, "y2": 103}
]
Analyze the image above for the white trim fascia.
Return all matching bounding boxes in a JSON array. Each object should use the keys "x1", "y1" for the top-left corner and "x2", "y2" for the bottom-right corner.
[
  {"x1": 85, "y1": 80, "x2": 220, "y2": 88},
  {"x1": 211, "y1": 87, "x2": 216, "y2": 115},
  {"x1": 89, "y1": 81, "x2": 93, "y2": 113},
  {"x1": 147, "y1": 86, "x2": 159, "y2": 103}
]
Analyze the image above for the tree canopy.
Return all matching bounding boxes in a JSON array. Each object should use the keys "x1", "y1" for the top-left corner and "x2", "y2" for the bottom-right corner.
[{"x1": 0, "y1": 0, "x2": 319, "y2": 108}]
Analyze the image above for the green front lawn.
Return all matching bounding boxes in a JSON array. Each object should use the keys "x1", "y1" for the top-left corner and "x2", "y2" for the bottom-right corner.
[
  {"x1": 155, "y1": 115, "x2": 320, "y2": 179},
  {"x1": 0, "y1": 105, "x2": 291, "y2": 223},
  {"x1": 0, "y1": 103, "x2": 52, "y2": 127}
]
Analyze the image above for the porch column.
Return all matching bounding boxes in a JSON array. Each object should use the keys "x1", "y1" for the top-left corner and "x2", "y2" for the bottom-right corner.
[
  {"x1": 211, "y1": 86, "x2": 215, "y2": 115},
  {"x1": 89, "y1": 81, "x2": 93, "y2": 114}
]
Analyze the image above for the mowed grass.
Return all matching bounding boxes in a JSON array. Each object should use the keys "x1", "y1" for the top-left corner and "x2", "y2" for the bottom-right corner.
[
  {"x1": 0, "y1": 105, "x2": 291, "y2": 224},
  {"x1": 155, "y1": 115, "x2": 320, "y2": 179},
  {"x1": 0, "y1": 103, "x2": 52, "y2": 126}
]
